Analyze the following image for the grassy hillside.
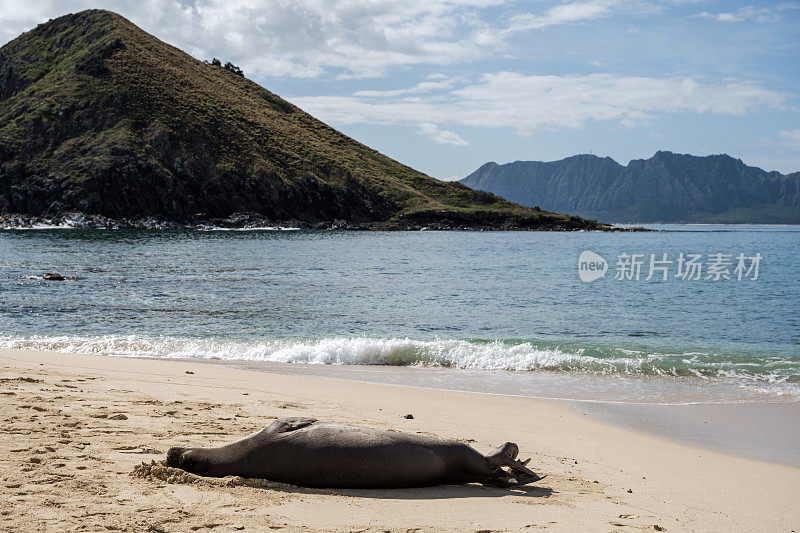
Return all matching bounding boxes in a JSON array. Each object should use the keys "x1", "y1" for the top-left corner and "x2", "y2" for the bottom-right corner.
[{"x1": 0, "y1": 10, "x2": 605, "y2": 229}]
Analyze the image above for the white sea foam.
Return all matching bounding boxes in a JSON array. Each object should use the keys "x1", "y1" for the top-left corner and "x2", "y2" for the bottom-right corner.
[
  {"x1": 0, "y1": 335, "x2": 788, "y2": 373},
  {"x1": 0, "y1": 335, "x2": 593, "y2": 369},
  {"x1": 1, "y1": 223, "x2": 69, "y2": 230},
  {"x1": 1, "y1": 334, "x2": 798, "y2": 400}
]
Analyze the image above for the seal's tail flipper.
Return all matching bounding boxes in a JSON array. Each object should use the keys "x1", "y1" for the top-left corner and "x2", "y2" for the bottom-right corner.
[{"x1": 486, "y1": 442, "x2": 544, "y2": 485}]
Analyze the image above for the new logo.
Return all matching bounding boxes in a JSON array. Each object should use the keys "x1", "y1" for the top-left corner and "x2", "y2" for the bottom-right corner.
[{"x1": 578, "y1": 251, "x2": 608, "y2": 282}]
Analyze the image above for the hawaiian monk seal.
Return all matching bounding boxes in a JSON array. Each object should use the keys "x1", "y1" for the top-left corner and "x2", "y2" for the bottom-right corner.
[{"x1": 166, "y1": 417, "x2": 544, "y2": 488}]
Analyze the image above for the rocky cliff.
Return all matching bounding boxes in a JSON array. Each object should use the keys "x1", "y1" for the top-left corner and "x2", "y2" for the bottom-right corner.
[{"x1": 461, "y1": 152, "x2": 800, "y2": 223}]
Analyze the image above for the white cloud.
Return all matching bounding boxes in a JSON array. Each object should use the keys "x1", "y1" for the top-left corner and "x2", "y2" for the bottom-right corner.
[
  {"x1": 354, "y1": 78, "x2": 460, "y2": 97},
  {"x1": 0, "y1": 0, "x2": 662, "y2": 79},
  {"x1": 291, "y1": 72, "x2": 786, "y2": 135},
  {"x1": 694, "y1": 3, "x2": 799, "y2": 23},
  {"x1": 0, "y1": 0, "x2": 513, "y2": 79},
  {"x1": 416, "y1": 123, "x2": 469, "y2": 146},
  {"x1": 504, "y1": 1, "x2": 618, "y2": 33},
  {"x1": 779, "y1": 129, "x2": 800, "y2": 149}
]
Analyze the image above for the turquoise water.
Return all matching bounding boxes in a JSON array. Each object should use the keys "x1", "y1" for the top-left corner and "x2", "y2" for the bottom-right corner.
[{"x1": 1, "y1": 224, "x2": 798, "y2": 402}]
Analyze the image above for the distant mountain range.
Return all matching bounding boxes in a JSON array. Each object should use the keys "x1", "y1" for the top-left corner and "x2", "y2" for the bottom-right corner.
[
  {"x1": 0, "y1": 10, "x2": 605, "y2": 230},
  {"x1": 460, "y1": 152, "x2": 800, "y2": 223}
]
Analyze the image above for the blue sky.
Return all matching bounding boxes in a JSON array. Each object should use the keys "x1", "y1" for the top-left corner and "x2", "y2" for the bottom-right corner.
[{"x1": 2, "y1": 1, "x2": 798, "y2": 179}]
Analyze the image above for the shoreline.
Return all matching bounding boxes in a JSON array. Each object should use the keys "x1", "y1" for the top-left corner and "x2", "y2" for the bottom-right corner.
[
  {"x1": 2, "y1": 348, "x2": 798, "y2": 531},
  {"x1": 4, "y1": 341, "x2": 800, "y2": 468},
  {"x1": 193, "y1": 358, "x2": 800, "y2": 469},
  {"x1": 0, "y1": 212, "x2": 646, "y2": 231}
]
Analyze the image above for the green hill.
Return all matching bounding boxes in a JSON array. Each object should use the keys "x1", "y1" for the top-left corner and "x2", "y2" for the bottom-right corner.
[{"x1": 0, "y1": 10, "x2": 606, "y2": 230}]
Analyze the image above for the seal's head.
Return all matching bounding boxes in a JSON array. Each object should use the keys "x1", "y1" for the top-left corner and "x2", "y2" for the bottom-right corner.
[
  {"x1": 166, "y1": 446, "x2": 209, "y2": 476},
  {"x1": 166, "y1": 446, "x2": 185, "y2": 468}
]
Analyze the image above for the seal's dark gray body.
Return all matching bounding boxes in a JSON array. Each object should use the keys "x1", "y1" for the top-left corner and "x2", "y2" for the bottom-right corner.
[{"x1": 167, "y1": 417, "x2": 543, "y2": 488}]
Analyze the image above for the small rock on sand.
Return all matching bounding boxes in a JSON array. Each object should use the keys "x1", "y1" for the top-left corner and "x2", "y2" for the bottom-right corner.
[{"x1": 404, "y1": 414, "x2": 414, "y2": 419}]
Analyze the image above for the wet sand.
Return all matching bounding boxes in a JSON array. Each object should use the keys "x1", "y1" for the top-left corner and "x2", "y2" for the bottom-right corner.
[
  {"x1": 579, "y1": 401, "x2": 800, "y2": 468},
  {"x1": 210, "y1": 358, "x2": 800, "y2": 468}
]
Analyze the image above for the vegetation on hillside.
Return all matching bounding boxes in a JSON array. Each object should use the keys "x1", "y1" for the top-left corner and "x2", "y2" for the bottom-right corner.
[{"x1": 0, "y1": 10, "x2": 606, "y2": 229}]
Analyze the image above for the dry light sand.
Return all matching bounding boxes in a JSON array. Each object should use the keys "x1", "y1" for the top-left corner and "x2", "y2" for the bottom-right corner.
[{"x1": 1, "y1": 348, "x2": 798, "y2": 532}]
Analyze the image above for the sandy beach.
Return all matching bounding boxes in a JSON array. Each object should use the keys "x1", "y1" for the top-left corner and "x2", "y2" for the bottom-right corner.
[{"x1": 2, "y1": 348, "x2": 799, "y2": 532}]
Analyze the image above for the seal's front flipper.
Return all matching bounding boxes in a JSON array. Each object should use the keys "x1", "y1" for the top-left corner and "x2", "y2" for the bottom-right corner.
[{"x1": 267, "y1": 417, "x2": 318, "y2": 433}]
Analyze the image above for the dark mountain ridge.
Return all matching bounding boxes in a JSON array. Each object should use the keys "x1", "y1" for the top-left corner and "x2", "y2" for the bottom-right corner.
[
  {"x1": 461, "y1": 152, "x2": 800, "y2": 224},
  {"x1": 0, "y1": 10, "x2": 607, "y2": 230}
]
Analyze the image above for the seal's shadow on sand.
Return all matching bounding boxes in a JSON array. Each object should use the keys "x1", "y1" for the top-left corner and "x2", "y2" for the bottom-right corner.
[{"x1": 250, "y1": 483, "x2": 555, "y2": 500}]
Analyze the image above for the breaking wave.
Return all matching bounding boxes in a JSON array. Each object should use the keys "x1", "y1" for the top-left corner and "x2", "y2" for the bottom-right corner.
[{"x1": 1, "y1": 334, "x2": 798, "y2": 397}]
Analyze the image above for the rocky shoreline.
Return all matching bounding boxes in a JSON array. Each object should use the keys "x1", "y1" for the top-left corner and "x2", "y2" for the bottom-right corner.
[{"x1": 0, "y1": 211, "x2": 648, "y2": 231}]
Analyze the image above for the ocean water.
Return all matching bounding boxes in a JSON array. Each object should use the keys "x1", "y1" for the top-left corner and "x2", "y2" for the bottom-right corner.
[{"x1": 1, "y1": 224, "x2": 798, "y2": 404}]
